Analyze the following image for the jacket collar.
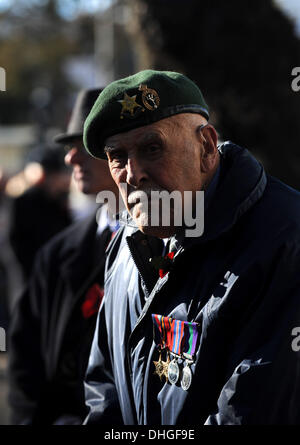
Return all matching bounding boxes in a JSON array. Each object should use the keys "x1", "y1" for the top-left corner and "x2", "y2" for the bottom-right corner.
[{"x1": 183, "y1": 142, "x2": 267, "y2": 248}]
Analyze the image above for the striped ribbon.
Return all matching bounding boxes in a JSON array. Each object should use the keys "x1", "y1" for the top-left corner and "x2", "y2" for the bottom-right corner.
[
  {"x1": 152, "y1": 314, "x2": 166, "y2": 349},
  {"x1": 183, "y1": 321, "x2": 198, "y2": 356},
  {"x1": 152, "y1": 314, "x2": 198, "y2": 357},
  {"x1": 171, "y1": 319, "x2": 185, "y2": 355}
]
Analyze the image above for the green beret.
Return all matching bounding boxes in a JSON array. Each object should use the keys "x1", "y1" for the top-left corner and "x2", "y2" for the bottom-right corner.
[{"x1": 84, "y1": 69, "x2": 209, "y2": 159}]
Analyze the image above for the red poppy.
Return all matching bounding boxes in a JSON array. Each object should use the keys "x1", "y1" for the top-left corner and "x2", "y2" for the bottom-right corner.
[
  {"x1": 81, "y1": 283, "x2": 104, "y2": 319},
  {"x1": 159, "y1": 251, "x2": 175, "y2": 278}
]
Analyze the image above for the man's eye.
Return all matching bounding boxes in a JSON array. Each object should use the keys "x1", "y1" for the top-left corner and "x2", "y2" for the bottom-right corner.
[
  {"x1": 145, "y1": 145, "x2": 161, "y2": 155},
  {"x1": 109, "y1": 151, "x2": 126, "y2": 162}
]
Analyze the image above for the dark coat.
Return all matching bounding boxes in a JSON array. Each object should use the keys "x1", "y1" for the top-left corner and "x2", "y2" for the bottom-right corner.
[
  {"x1": 8, "y1": 210, "x2": 112, "y2": 424},
  {"x1": 9, "y1": 186, "x2": 72, "y2": 278},
  {"x1": 84, "y1": 142, "x2": 300, "y2": 425}
]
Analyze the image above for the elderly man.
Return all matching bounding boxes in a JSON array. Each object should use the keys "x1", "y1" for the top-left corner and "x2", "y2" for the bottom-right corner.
[
  {"x1": 83, "y1": 70, "x2": 300, "y2": 425},
  {"x1": 8, "y1": 88, "x2": 118, "y2": 425}
]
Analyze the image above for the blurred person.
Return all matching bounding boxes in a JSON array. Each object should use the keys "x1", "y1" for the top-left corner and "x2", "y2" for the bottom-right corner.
[
  {"x1": 8, "y1": 88, "x2": 119, "y2": 425},
  {"x1": 83, "y1": 70, "x2": 300, "y2": 425},
  {"x1": 0, "y1": 168, "x2": 26, "y2": 325},
  {"x1": 9, "y1": 145, "x2": 72, "y2": 278},
  {"x1": 0, "y1": 168, "x2": 10, "y2": 329}
]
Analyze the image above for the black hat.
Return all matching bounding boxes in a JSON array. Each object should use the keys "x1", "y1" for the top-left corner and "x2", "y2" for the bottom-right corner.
[{"x1": 54, "y1": 88, "x2": 103, "y2": 144}]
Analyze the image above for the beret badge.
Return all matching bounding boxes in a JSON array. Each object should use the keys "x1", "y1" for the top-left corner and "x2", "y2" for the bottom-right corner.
[
  {"x1": 139, "y1": 84, "x2": 160, "y2": 111},
  {"x1": 118, "y1": 84, "x2": 160, "y2": 119}
]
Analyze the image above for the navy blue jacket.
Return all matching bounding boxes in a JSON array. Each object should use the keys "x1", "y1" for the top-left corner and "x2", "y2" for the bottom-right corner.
[{"x1": 84, "y1": 143, "x2": 300, "y2": 425}]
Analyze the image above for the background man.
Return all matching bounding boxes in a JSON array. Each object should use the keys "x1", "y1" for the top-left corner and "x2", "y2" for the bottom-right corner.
[
  {"x1": 9, "y1": 144, "x2": 72, "y2": 279},
  {"x1": 8, "y1": 88, "x2": 118, "y2": 425},
  {"x1": 83, "y1": 70, "x2": 300, "y2": 425}
]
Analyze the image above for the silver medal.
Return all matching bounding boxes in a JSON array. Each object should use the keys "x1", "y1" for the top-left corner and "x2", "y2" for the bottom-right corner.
[
  {"x1": 168, "y1": 358, "x2": 180, "y2": 385},
  {"x1": 181, "y1": 363, "x2": 192, "y2": 391}
]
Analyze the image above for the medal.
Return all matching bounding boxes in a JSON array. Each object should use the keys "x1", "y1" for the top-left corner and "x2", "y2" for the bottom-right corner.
[
  {"x1": 153, "y1": 351, "x2": 165, "y2": 381},
  {"x1": 179, "y1": 321, "x2": 199, "y2": 391},
  {"x1": 168, "y1": 357, "x2": 180, "y2": 385},
  {"x1": 181, "y1": 362, "x2": 193, "y2": 391},
  {"x1": 152, "y1": 315, "x2": 168, "y2": 381},
  {"x1": 151, "y1": 314, "x2": 199, "y2": 388},
  {"x1": 162, "y1": 353, "x2": 170, "y2": 381}
]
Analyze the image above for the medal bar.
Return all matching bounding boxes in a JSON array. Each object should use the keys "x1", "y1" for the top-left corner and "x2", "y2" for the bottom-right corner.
[{"x1": 151, "y1": 314, "x2": 199, "y2": 390}]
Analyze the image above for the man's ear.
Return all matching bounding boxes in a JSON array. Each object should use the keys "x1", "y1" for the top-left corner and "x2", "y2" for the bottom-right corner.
[{"x1": 197, "y1": 125, "x2": 218, "y2": 173}]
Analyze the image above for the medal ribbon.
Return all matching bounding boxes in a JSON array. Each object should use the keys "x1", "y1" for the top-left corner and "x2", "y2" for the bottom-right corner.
[
  {"x1": 152, "y1": 314, "x2": 166, "y2": 349},
  {"x1": 152, "y1": 314, "x2": 198, "y2": 357},
  {"x1": 164, "y1": 316, "x2": 174, "y2": 349},
  {"x1": 183, "y1": 321, "x2": 198, "y2": 356},
  {"x1": 171, "y1": 319, "x2": 185, "y2": 355}
]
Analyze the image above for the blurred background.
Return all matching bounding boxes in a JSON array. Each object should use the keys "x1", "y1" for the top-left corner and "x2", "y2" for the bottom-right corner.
[{"x1": 1, "y1": 0, "x2": 300, "y2": 424}]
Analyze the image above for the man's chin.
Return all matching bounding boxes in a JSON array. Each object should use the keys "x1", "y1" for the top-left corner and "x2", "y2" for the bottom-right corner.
[
  {"x1": 76, "y1": 180, "x2": 91, "y2": 195},
  {"x1": 129, "y1": 211, "x2": 177, "y2": 238}
]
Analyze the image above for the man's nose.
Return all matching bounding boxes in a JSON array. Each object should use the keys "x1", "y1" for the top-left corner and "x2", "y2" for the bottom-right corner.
[
  {"x1": 125, "y1": 157, "x2": 148, "y2": 188},
  {"x1": 64, "y1": 147, "x2": 85, "y2": 166}
]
